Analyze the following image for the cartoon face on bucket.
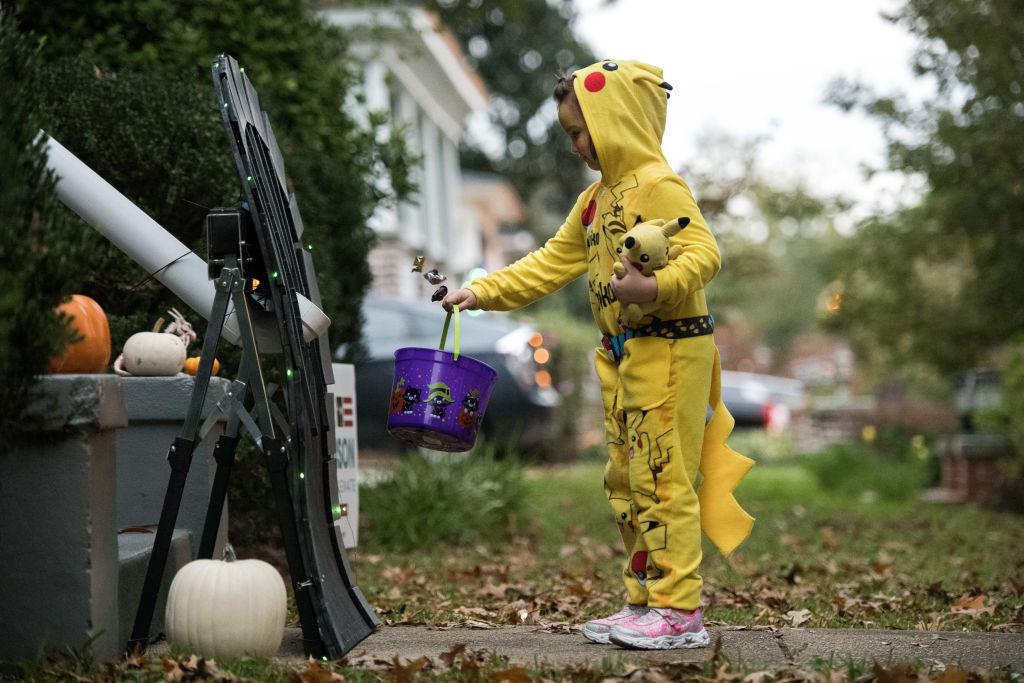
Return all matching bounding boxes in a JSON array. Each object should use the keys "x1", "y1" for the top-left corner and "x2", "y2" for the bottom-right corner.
[
  {"x1": 426, "y1": 382, "x2": 454, "y2": 419},
  {"x1": 389, "y1": 378, "x2": 422, "y2": 415},
  {"x1": 457, "y1": 389, "x2": 481, "y2": 428},
  {"x1": 402, "y1": 386, "x2": 421, "y2": 413}
]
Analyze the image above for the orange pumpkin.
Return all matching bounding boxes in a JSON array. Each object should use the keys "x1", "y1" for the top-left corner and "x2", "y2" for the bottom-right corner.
[
  {"x1": 48, "y1": 295, "x2": 112, "y2": 374},
  {"x1": 183, "y1": 356, "x2": 220, "y2": 376}
]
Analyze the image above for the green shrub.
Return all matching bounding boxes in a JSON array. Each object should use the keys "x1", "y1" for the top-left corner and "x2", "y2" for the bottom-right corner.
[
  {"x1": 359, "y1": 447, "x2": 526, "y2": 551},
  {"x1": 33, "y1": 55, "x2": 240, "y2": 355},
  {"x1": 726, "y1": 429, "x2": 800, "y2": 462},
  {"x1": 0, "y1": 20, "x2": 92, "y2": 437},
  {"x1": 801, "y1": 441, "x2": 931, "y2": 502}
]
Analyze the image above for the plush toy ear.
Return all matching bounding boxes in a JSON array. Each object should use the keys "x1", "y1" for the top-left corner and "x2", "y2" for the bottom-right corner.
[{"x1": 663, "y1": 217, "x2": 690, "y2": 238}]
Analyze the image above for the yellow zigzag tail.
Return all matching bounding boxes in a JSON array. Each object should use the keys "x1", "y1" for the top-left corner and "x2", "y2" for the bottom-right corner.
[{"x1": 697, "y1": 348, "x2": 755, "y2": 557}]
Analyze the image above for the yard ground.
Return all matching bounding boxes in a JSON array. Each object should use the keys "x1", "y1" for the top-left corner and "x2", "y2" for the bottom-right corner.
[{"x1": 352, "y1": 455, "x2": 1024, "y2": 635}]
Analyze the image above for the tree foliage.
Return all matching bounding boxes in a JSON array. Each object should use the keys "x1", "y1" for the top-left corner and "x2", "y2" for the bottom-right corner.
[
  {"x1": 423, "y1": 0, "x2": 597, "y2": 233},
  {"x1": 12, "y1": 0, "x2": 415, "y2": 359},
  {"x1": 680, "y1": 132, "x2": 849, "y2": 372},
  {"x1": 824, "y1": 0, "x2": 1024, "y2": 377}
]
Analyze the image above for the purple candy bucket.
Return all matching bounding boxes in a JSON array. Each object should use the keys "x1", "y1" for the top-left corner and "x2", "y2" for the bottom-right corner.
[{"x1": 386, "y1": 307, "x2": 497, "y2": 452}]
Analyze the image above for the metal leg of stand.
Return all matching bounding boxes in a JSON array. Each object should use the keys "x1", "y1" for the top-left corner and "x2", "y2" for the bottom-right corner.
[
  {"x1": 196, "y1": 428, "x2": 240, "y2": 560},
  {"x1": 127, "y1": 273, "x2": 235, "y2": 652},
  {"x1": 227, "y1": 280, "x2": 328, "y2": 659},
  {"x1": 196, "y1": 356, "x2": 250, "y2": 560}
]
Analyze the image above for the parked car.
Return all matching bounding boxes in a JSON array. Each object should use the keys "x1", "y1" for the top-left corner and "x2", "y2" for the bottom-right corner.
[
  {"x1": 720, "y1": 370, "x2": 807, "y2": 432},
  {"x1": 340, "y1": 296, "x2": 560, "y2": 452}
]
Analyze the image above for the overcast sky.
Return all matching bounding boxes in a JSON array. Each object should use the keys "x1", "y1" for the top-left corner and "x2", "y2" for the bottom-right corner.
[{"x1": 572, "y1": 0, "x2": 928, "y2": 218}]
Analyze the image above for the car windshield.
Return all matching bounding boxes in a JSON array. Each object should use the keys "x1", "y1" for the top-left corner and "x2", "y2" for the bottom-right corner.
[
  {"x1": 365, "y1": 307, "x2": 418, "y2": 341},
  {"x1": 359, "y1": 297, "x2": 530, "y2": 359}
]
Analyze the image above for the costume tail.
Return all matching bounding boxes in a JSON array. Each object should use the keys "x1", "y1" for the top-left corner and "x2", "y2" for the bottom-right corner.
[{"x1": 697, "y1": 348, "x2": 755, "y2": 556}]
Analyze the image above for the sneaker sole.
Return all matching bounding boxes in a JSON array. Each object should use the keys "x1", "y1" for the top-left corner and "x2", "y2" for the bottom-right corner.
[
  {"x1": 581, "y1": 624, "x2": 611, "y2": 644},
  {"x1": 609, "y1": 628, "x2": 710, "y2": 650}
]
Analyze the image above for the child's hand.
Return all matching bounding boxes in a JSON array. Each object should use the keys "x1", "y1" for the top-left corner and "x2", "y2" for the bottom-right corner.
[
  {"x1": 442, "y1": 288, "x2": 478, "y2": 313},
  {"x1": 611, "y1": 255, "x2": 658, "y2": 305}
]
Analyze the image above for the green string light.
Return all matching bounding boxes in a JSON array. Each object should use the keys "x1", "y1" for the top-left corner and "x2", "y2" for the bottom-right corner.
[
  {"x1": 299, "y1": 472, "x2": 305, "y2": 479},
  {"x1": 286, "y1": 367, "x2": 294, "y2": 379}
]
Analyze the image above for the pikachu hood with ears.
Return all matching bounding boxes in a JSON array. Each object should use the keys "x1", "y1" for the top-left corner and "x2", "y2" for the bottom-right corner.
[
  {"x1": 572, "y1": 59, "x2": 673, "y2": 186},
  {"x1": 467, "y1": 59, "x2": 721, "y2": 339}
]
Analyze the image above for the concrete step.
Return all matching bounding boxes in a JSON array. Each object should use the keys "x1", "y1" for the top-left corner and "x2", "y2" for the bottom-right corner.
[{"x1": 117, "y1": 528, "x2": 193, "y2": 649}]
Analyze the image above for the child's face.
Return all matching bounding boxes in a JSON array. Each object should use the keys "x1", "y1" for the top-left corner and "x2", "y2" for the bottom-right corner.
[{"x1": 558, "y1": 99, "x2": 600, "y2": 172}]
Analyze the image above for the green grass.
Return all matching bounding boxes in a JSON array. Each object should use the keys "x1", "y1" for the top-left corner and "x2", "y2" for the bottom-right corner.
[{"x1": 700, "y1": 459, "x2": 1023, "y2": 631}]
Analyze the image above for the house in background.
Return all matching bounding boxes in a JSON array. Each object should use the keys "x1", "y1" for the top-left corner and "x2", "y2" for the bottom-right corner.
[
  {"x1": 459, "y1": 170, "x2": 534, "y2": 274},
  {"x1": 321, "y1": 5, "x2": 497, "y2": 300}
]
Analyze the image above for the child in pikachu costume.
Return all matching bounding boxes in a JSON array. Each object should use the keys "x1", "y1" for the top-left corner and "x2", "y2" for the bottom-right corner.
[{"x1": 443, "y1": 59, "x2": 754, "y2": 650}]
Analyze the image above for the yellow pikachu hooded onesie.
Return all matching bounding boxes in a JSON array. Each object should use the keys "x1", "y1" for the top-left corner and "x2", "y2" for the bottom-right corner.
[{"x1": 466, "y1": 60, "x2": 753, "y2": 610}]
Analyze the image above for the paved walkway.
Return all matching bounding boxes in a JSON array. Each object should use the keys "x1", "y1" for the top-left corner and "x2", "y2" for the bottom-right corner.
[{"x1": 267, "y1": 625, "x2": 1024, "y2": 673}]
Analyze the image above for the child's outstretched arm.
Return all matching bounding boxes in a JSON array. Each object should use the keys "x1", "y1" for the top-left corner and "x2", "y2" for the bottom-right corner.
[{"x1": 441, "y1": 288, "x2": 478, "y2": 313}]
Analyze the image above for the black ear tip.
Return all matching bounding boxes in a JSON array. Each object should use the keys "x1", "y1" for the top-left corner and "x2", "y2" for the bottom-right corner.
[{"x1": 678, "y1": 217, "x2": 690, "y2": 228}]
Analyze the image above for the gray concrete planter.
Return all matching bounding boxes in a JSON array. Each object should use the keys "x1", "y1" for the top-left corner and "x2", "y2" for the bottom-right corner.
[{"x1": 0, "y1": 374, "x2": 229, "y2": 666}]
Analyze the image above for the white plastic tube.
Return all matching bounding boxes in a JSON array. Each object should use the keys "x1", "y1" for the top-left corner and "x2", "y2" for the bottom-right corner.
[{"x1": 43, "y1": 134, "x2": 330, "y2": 349}]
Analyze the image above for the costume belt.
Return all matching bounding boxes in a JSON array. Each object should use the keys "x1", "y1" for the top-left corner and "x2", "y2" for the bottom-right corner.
[{"x1": 601, "y1": 315, "x2": 714, "y2": 362}]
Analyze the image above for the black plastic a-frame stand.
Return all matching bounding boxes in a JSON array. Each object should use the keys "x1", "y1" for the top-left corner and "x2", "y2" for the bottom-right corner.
[{"x1": 126, "y1": 55, "x2": 378, "y2": 659}]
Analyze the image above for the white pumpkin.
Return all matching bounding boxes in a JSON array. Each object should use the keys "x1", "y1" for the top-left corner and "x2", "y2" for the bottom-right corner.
[
  {"x1": 165, "y1": 545, "x2": 286, "y2": 661},
  {"x1": 121, "y1": 331, "x2": 187, "y2": 376}
]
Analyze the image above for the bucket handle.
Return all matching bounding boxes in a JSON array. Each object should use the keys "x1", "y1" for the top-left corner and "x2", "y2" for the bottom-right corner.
[{"x1": 439, "y1": 304, "x2": 460, "y2": 360}]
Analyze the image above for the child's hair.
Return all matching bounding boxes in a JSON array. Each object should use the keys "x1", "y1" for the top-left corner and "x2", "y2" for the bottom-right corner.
[{"x1": 553, "y1": 72, "x2": 575, "y2": 104}]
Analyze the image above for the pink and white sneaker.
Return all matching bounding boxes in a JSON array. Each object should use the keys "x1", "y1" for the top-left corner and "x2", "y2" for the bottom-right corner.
[
  {"x1": 609, "y1": 607, "x2": 710, "y2": 649},
  {"x1": 582, "y1": 605, "x2": 650, "y2": 644}
]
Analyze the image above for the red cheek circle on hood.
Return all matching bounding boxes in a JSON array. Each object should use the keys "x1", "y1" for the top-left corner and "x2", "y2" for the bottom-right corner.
[
  {"x1": 581, "y1": 199, "x2": 597, "y2": 226},
  {"x1": 584, "y1": 71, "x2": 606, "y2": 92}
]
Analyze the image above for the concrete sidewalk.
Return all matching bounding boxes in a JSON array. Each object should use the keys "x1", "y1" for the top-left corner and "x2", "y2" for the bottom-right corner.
[{"x1": 269, "y1": 625, "x2": 1024, "y2": 673}]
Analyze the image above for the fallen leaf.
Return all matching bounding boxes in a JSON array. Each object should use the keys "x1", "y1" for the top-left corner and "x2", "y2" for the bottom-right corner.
[
  {"x1": 934, "y1": 666, "x2": 971, "y2": 683},
  {"x1": 951, "y1": 592, "x2": 996, "y2": 617},
  {"x1": 785, "y1": 608, "x2": 812, "y2": 627},
  {"x1": 464, "y1": 618, "x2": 497, "y2": 629},
  {"x1": 819, "y1": 525, "x2": 837, "y2": 548},
  {"x1": 871, "y1": 661, "x2": 917, "y2": 683},
  {"x1": 491, "y1": 666, "x2": 531, "y2": 682},
  {"x1": 871, "y1": 560, "x2": 893, "y2": 575},
  {"x1": 389, "y1": 655, "x2": 430, "y2": 683},
  {"x1": 292, "y1": 657, "x2": 345, "y2": 682},
  {"x1": 438, "y1": 643, "x2": 466, "y2": 667},
  {"x1": 161, "y1": 655, "x2": 225, "y2": 682}
]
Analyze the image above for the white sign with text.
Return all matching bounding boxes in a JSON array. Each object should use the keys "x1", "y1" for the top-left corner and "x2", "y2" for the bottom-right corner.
[{"x1": 330, "y1": 363, "x2": 359, "y2": 548}]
